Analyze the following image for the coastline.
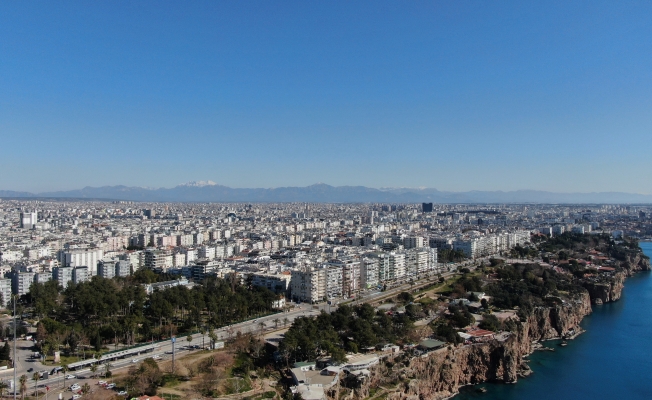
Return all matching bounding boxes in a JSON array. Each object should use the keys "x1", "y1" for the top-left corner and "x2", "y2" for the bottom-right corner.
[{"x1": 348, "y1": 243, "x2": 650, "y2": 400}]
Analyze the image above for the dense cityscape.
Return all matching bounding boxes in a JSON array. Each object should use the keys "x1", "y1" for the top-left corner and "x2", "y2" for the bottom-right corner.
[{"x1": 0, "y1": 199, "x2": 650, "y2": 398}]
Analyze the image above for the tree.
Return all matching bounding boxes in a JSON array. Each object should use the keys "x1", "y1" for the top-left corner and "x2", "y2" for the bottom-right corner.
[
  {"x1": 208, "y1": 330, "x2": 218, "y2": 350},
  {"x1": 186, "y1": 335, "x2": 193, "y2": 347},
  {"x1": 35, "y1": 323, "x2": 48, "y2": 342},
  {"x1": 32, "y1": 372, "x2": 40, "y2": 397},
  {"x1": 273, "y1": 318, "x2": 280, "y2": 329},
  {"x1": 19, "y1": 374, "x2": 27, "y2": 400},
  {"x1": 104, "y1": 361, "x2": 112, "y2": 378},
  {"x1": 283, "y1": 317, "x2": 289, "y2": 327},
  {"x1": 61, "y1": 364, "x2": 69, "y2": 389},
  {"x1": 90, "y1": 363, "x2": 98, "y2": 378},
  {"x1": 82, "y1": 382, "x2": 90, "y2": 395},
  {"x1": 0, "y1": 342, "x2": 11, "y2": 361}
]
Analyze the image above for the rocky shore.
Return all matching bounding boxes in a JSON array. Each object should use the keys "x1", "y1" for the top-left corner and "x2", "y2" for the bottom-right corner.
[{"x1": 343, "y1": 251, "x2": 650, "y2": 400}]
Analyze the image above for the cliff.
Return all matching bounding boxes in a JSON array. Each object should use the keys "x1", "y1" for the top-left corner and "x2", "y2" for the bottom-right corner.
[
  {"x1": 582, "y1": 250, "x2": 650, "y2": 305},
  {"x1": 621, "y1": 252, "x2": 651, "y2": 274},
  {"x1": 582, "y1": 272, "x2": 626, "y2": 304},
  {"x1": 345, "y1": 292, "x2": 592, "y2": 400}
]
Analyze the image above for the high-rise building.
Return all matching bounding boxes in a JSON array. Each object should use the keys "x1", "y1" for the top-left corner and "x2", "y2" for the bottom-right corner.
[
  {"x1": 422, "y1": 203, "x2": 433, "y2": 213},
  {"x1": 60, "y1": 248, "x2": 103, "y2": 276},
  {"x1": 0, "y1": 279, "x2": 12, "y2": 306},
  {"x1": 54, "y1": 266, "x2": 74, "y2": 289},
  {"x1": 20, "y1": 211, "x2": 38, "y2": 229},
  {"x1": 11, "y1": 272, "x2": 35, "y2": 296},
  {"x1": 73, "y1": 267, "x2": 89, "y2": 284}
]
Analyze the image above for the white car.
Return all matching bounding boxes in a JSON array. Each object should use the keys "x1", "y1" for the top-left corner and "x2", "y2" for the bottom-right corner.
[
  {"x1": 97, "y1": 380, "x2": 107, "y2": 386},
  {"x1": 65, "y1": 374, "x2": 76, "y2": 379},
  {"x1": 106, "y1": 383, "x2": 116, "y2": 389},
  {"x1": 131, "y1": 358, "x2": 139, "y2": 363},
  {"x1": 72, "y1": 395, "x2": 82, "y2": 400},
  {"x1": 117, "y1": 391, "x2": 128, "y2": 396},
  {"x1": 69, "y1": 384, "x2": 81, "y2": 391}
]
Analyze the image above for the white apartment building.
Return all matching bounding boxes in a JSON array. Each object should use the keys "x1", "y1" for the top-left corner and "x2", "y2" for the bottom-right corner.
[
  {"x1": 199, "y1": 246, "x2": 216, "y2": 260},
  {"x1": 324, "y1": 265, "x2": 343, "y2": 299},
  {"x1": 290, "y1": 267, "x2": 326, "y2": 303},
  {"x1": 360, "y1": 258, "x2": 379, "y2": 289},
  {"x1": 11, "y1": 272, "x2": 35, "y2": 296},
  {"x1": 403, "y1": 236, "x2": 425, "y2": 249},
  {"x1": 0, "y1": 279, "x2": 12, "y2": 307},
  {"x1": 54, "y1": 266, "x2": 74, "y2": 289},
  {"x1": 61, "y1": 248, "x2": 104, "y2": 276},
  {"x1": 250, "y1": 272, "x2": 292, "y2": 294}
]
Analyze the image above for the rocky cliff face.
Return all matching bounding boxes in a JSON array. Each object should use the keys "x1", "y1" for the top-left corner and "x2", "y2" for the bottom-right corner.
[
  {"x1": 622, "y1": 252, "x2": 651, "y2": 274},
  {"x1": 345, "y1": 293, "x2": 592, "y2": 400},
  {"x1": 582, "y1": 250, "x2": 649, "y2": 305},
  {"x1": 583, "y1": 272, "x2": 626, "y2": 304}
]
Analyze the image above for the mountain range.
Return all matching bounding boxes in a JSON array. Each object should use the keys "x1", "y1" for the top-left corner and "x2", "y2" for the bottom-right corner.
[{"x1": 1, "y1": 183, "x2": 651, "y2": 204}]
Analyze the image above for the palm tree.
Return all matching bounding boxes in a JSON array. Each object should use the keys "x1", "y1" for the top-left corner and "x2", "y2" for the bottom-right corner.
[
  {"x1": 90, "y1": 363, "x2": 98, "y2": 378},
  {"x1": 282, "y1": 317, "x2": 289, "y2": 327},
  {"x1": 273, "y1": 318, "x2": 280, "y2": 329},
  {"x1": 81, "y1": 383, "x2": 90, "y2": 395},
  {"x1": 104, "y1": 362, "x2": 112, "y2": 380},
  {"x1": 208, "y1": 331, "x2": 218, "y2": 350},
  {"x1": 61, "y1": 364, "x2": 69, "y2": 389},
  {"x1": 32, "y1": 372, "x2": 40, "y2": 398},
  {"x1": 19, "y1": 374, "x2": 27, "y2": 400}
]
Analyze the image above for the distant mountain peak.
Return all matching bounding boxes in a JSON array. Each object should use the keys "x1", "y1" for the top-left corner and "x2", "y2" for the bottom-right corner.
[{"x1": 180, "y1": 180, "x2": 217, "y2": 187}]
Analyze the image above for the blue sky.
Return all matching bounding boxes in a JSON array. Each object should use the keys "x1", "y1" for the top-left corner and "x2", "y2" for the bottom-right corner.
[{"x1": 1, "y1": 1, "x2": 652, "y2": 193}]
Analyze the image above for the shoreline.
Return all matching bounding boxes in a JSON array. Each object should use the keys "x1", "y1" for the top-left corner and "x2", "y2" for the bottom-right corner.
[{"x1": 449, "y1": 247, "x2": 650, "y2": 400}]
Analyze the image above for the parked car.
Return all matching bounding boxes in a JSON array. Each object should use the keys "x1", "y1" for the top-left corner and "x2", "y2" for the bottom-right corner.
[
  {"x1": 65, "y1": 374, "x2": 76, "y2": 380},
  {"x1": 106, "y1": 383, "x2": 116, "y2": 389}
]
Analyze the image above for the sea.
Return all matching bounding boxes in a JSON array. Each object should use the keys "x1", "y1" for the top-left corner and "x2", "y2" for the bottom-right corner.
[{"x1": 456, "y1": 241, "x2": 652, "y2": 400}]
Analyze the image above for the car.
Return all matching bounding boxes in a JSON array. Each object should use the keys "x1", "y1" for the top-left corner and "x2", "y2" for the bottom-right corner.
[
  {"x1": 69, "y1": 384, "x2": 80, "y2": 391},
  {"x1": 131, "y1": 358, "x2": 139, "y2": 363},
  {"x1": 106, "y1": 383, "x2": 116, "y2": 389},
  {"x1": 151, "y1": 354, "x2": 161, "y2": 360},
  {"x1": 27, "y1": 368, "x2": 33, "y2": 373},
  {"x1": 65, "y1": 374, "x2": 76, "y2": 379},
  {"x1": 164, "y1": 351, "x2": 173, "y2": 354},
  {"x1": 97, "y1": 380, "x2": 107, "y2": 386},
  {"x1": 117, "y1": 391, "x2": 128, "y2": 396},
  {"x1": 72, "y1": 395, "x2": 82, "y2": 400}
]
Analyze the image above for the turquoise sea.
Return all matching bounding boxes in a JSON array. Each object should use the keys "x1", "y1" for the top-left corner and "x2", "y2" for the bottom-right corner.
[{"x1": 456, "y1": 241, "x2": 652, "y2": 400}]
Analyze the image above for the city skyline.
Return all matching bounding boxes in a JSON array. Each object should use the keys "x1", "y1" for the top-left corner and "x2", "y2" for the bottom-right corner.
[{"x1": 2, "y1": 1, "x2": 652, "y2": 194}]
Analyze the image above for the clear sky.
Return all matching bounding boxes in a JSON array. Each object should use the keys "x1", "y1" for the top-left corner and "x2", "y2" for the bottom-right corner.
[{"x1": 1, "y1": 1, "x2": 652, "y2": 193}]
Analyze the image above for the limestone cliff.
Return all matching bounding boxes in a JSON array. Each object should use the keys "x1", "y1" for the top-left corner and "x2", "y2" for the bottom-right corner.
[
  {"x1": 582, "y1": 272, "x2": 626, "y2": 304},
  {"x1": 345, "y1": 293, "x2": 592, "y2": 400},
  {"x1": 622, "y1": 252, "x2": 651, "y2": 274}
]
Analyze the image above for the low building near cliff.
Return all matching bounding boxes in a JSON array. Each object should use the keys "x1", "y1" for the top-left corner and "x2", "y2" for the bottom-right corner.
[
  {"x1": 341, "y1": 353, "x2": 380, "y2": 372},
  {"x1": 418, "y1": 339, "x2": 446, "y2": 353},
  {"x1": 466, "y1": 328, "x2": 495, "y2": 342},
  {"x1": 290, "y1": 384, "x2": 327, "y2": 400}
]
